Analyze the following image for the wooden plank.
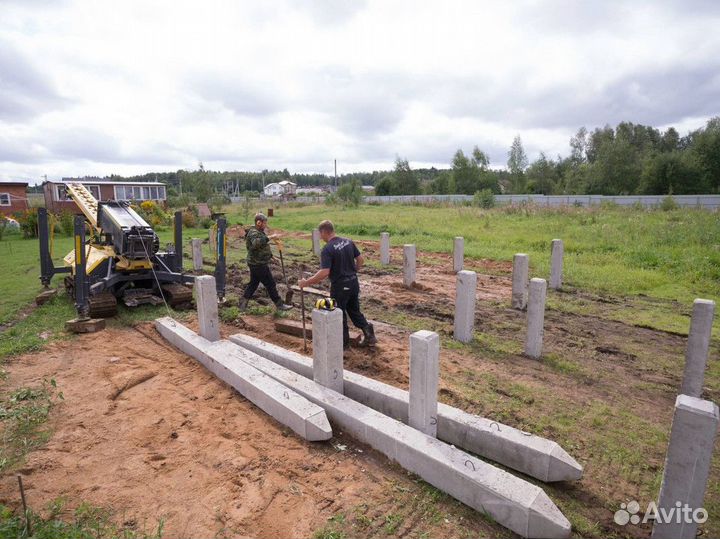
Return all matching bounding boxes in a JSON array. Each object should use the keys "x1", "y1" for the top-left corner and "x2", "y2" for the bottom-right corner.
[
  {"x1": 291, "y1": 285, "x2": 329, "y2": 297},
  {"x1": 275, "y1": 319, "x2": 311, "y2": 338},
  {"x1": 275, "y1": 319, "x2": 361, "y2": 345}
]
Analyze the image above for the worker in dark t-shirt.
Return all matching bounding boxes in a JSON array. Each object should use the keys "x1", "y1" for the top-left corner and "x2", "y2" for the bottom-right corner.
[{"x1": 298, "y1": 220, "x2": 376, "y2": 349}]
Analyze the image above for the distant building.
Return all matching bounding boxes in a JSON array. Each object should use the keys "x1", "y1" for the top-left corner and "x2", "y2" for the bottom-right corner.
[
  {"x1": 263, "y1": 182, "x2": 284, "y2": 197},
  {"x1": 196, "y1": 203, "x2": 211, "y2": 218},
  {"x1": 297, "y1": 186, "x2": 327, "y2": 195},
  {"x1": 0, "y1": 181, "x2": 29, "y2": 216},
  {"x1": 43, "y1": 180, "x2": 167, "y2": 214},
  {"x1": 263, "y1": 180, "x2": 297, "y2": 198}
]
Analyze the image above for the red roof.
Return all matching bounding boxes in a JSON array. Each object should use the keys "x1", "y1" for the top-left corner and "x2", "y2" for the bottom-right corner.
[{"x1": 0, "y1": 181, "x2": 29, "y2": 187}]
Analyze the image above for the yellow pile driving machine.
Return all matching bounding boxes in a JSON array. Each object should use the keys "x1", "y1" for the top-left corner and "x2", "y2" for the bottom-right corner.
[{"x1": 38, "y1": 182, "x2": 227, "y2": 320}]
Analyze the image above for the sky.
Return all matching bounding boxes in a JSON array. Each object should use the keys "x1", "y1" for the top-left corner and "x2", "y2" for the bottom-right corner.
[{"x1": 1, "y1": 0, "x2": 719, "y2": 184}]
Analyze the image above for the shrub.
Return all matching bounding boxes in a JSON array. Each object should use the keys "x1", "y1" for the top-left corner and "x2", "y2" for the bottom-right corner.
[
  {"x1": 14, "y1": 209, "x2": 39, "y2": 238},
  {"x1": 200, "y1": 217, "x2": 214, "y2": 229},
  {"x1": 208, "y1": 195, "x2": 231, "y2": 213},
  {"x1": 241, "y1": 192, "x2": 254, "y2": 224},
  {"x1": 58, "y1": 210, "x2": 75, "y2": 236},
  {"x1": 167, "y1": 194, "x2": 193, "y2": 208},
  {"x1": 140, "y1": 200, "x2": 157, "y2": 213},
  {"x1": 337, "y1": 180, "x2": 363, "y2": 207},
  {"x1": 220, "y1": 306, "x2": 241, "y2": 323},
  {"x1": 0, "y1": 218, "x2": 7, "y2": 241},
  {"x1": 182, "y1": 209, "x2": 197, "y2": 228},
  {"x1": 473, "y1": 189, "x2": 495, "y2": 209},
  {"x1": 132, "y1": 200, "x2": 171, "y2": 227},
  {"x1": 660, "y1": 195, "x2": 679, "y2": 211}
]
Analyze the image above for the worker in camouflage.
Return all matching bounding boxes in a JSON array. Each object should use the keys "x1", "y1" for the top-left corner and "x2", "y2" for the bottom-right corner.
[{"x1": 239, "y1": 213, "x2": 293, "y2": 312}]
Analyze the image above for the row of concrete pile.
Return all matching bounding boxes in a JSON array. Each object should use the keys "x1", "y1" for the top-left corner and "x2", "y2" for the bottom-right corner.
[
  {"x1": 157, "y1": 275, "x2": 582, "y2": 539},
  {"x1": 373, "y1": 233, "x2": 718, "y2": 539},
  {"x1": 387, "y1": 232, "x2": 563, "y2": 358}
]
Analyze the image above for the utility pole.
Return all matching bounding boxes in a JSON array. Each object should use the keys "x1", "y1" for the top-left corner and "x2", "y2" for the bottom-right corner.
[{"x1": 334, "y1": 159, "x2": 337, "y2": 190}]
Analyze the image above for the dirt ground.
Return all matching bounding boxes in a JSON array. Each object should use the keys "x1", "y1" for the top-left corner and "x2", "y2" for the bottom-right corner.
[
  {"x1": 0, "y1": 232, "x2": 716, "y2": 538},
  {"x1": 0, "y1": 322, "x2": 479, "y2": 538}
]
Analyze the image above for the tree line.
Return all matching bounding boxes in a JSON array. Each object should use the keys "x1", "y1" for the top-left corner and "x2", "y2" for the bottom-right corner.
[
  {"x1": 376, "y1": 117, "x2": 720, "y2": 196},
  {"x1": 103, "y1": 116, "x2": 719, "y2": 199}
]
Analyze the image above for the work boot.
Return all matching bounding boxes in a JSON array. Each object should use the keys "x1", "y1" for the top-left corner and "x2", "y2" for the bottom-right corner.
[
  {"x1": 275, "y1": 300, "x2": 293, "y2": 311},
  {"x1": 238, "y1": 297, "x2": 249, "y2": 311},
  {"x1": 360, "y1": 323, "x2": 377, "y2": 347}
]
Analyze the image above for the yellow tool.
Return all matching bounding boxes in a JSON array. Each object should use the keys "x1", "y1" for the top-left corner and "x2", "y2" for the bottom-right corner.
[{"x1": 315, "y1": 298, "x2": 336, "y2": 310}]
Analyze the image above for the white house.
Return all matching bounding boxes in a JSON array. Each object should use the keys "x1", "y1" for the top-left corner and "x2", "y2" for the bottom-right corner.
[
  {"x1": 264, "y1": 182, "x2": 284, "y2": 197},
  {"x1": 264, "y1": 180, "x2": 297, "y2": 198}
]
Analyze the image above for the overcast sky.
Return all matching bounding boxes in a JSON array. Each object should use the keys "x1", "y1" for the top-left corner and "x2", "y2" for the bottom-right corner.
[{"x1": 1, "y1": 0, "x2": 719, "y2": 184}]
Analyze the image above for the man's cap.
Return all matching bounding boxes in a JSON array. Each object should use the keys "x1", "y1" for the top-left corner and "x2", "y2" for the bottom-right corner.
[{"x1": 254, "y1": 213, "x2": 268, "y2": 222}]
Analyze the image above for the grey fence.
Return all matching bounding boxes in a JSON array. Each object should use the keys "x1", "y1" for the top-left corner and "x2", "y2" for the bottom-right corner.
[{"x1": 282, "y1": 194, "x2": 720, "y2": 209}]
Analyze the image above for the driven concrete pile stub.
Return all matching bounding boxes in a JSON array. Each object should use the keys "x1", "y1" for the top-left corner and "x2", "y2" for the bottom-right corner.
[
  {"x1": 403, "y1": 244, "x2": 416, "y2": 288},
  {"x1": 525, "y1": 278, "x2": 547, "y2": 358},
  {"x1": 191, "y1": 238, "x2": 203, "y2": 271},
  {"x1": 453, "y1": 237, "x2": 464, "y2": 273},
  {"x1": 454, "y1": 270, "x2": 477, "y2": 343},
  {"x1": 195, "y1": 275, "x2": 220, "y2": 341},
  {"x1": 312, "y1": 307, "x2": 344, "y2": 394},
  {"x1": 652, "y1": 395, "x2": 719, "y2": 539},
  {"x1": 409, "y1": 330, "x2": 440, "y2": 437},
  {"x1": 380, "y1": 232, "x2": 390, "y2": 265},
  {"x1": 550, "y1": 239, "x2": 563, "y2": 290},
  {"x1": 512, "y1": 253, "x2": 529, "y2": 310},
  {"x1": 312, "y1": 229, "x2": 321, "y2": 256},
  {"x1": 680, "y1": 298, "x2": 715, "y2": 398}
]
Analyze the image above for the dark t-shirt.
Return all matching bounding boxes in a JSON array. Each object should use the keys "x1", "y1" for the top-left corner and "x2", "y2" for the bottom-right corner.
[{"x1": 320, "y1": 236, "x2": 361, "y2": 284}]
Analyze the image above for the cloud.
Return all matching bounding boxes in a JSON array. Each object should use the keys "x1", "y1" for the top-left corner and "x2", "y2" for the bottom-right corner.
[
  {"x1": 292, "y1": 0, "x2": 367, "y2": 25},
  {"x1": 0, "y1": 0, "x2": 718, "y2": 181},
  {"x1": 303, "y1": 69, "x2": 410, "y2": 136},
  {"x1": 187, "y1": 73, "x2": 284, "y2": 118},
  {"x1": 0, "y1": 40, "x2": 69, "y2": 121}
]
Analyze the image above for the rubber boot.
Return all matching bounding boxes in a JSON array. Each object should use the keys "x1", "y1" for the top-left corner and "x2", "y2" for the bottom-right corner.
[
  {"x1": 238, "y1": 297, "x2": 249, "y2": 311},
  {"x1": 275, "y1": 300, "x2": 293, "y2": 311},
  {"x1": 360, "y1": 323, "x2": 377, "y2": 347}
]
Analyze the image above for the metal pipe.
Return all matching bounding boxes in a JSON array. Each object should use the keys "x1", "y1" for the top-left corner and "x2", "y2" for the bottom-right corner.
[
  {"x1": 173, "y1": 211, "x2": 183, "y2": 272},
  {"x1": 214, "y1": 217, "x2": 226, "y2": 300}
]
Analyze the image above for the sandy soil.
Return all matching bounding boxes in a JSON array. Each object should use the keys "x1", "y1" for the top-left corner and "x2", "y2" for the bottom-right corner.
[{"x1": 0, "y1": 323, "x2": 449, "y2": 538}]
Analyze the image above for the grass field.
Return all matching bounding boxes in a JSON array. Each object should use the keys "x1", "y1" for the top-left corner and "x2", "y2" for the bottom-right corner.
[
  {"x1": 258, "y1": 203, "x2": 720, "y2": 303},
  {"x1": 227, "y1": 202, "x2": 720, "y2": 337},
  {"x1": 0, "y1": 202, "x2": 718, "y2": 538}
]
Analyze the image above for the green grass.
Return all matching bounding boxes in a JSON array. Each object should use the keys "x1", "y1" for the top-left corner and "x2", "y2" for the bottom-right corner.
[
  {"x1": 0, "y1": 297, "x2": 186, "y2": 361},
  {"x1": 0, "y1": 378, "x2": 63, "y2": 472},
  {"x1": 0, "y1": 231, "x2": 74, "y2": 325},
  {"x1": 0, "y1": 297, "x2": 75, "y2": 359},
  {"x1": 0, "y1": 499, "x2": 165, "y2": 539},
  {"x1": 240, "y1": 203, "x2": 719, "y2": 307}
]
